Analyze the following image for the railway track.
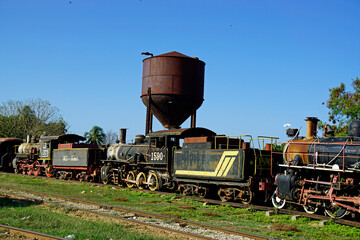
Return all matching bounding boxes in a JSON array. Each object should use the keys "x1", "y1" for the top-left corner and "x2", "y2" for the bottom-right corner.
[
  {"x1": 1, "y1": 172, "x2": 359, "y2": 228},
  {"x1": 0, "y1": 224, "x2": 67, "y2": 240},
  {"x1": 0, "y1": 184, "x2": 271, "y2": 240},
  {"x1": 92, "y1": 182, "x2": 360, "y2": 228}
]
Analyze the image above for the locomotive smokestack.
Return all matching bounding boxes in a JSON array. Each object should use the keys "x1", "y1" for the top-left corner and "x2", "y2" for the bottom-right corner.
[
  {"x1": 119, "y1": 128, "x2": 127, "y2": 144},
  {"x1": 305, "y1": 117, "x2": 319, "y2": 139}
]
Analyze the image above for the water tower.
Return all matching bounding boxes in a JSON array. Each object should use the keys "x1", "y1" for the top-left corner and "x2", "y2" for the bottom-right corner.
[{"x1": 141, "y1": 51, "x2": 205, "y2": 134}]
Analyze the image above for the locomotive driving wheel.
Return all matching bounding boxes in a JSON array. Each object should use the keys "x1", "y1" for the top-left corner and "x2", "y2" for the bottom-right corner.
[
  {"x1": 271, "y1": 191, "x2": 286, "y2": 209},
  {"x1": 45, "y1": 164, "x2": 53, "y2": 177},
  {"x1": 136, "y1": 172, "x2": 147, "y2": 189},
  {"x1": 101, "y1": 166, "x2": 111, "y2": 184},
  {"x1": 324, "y1": 202, "x2": 348, "y2": 218},
  {"x1": 33, "y1": 161, "x2": 41, "y2": 176},
  {"x1": 323, "y1": 190, "x2": 347, "y2": 218},
  {"x1": 126, "y1": 171, "x2": 136, "y2": 188},
  {"x1": 147, "y1": 172, "x2": 160, "y2": 191},
  {"x1": 303, "y1": 199, "x2": 319, "y2": 214}
]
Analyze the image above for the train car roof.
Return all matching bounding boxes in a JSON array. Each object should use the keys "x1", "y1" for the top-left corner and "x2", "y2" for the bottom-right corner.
[{"x1": 148, "y1": 128, "x2": 216, "y2": 138}]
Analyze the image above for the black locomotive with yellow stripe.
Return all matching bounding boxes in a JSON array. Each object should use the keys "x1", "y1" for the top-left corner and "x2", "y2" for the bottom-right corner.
[{"x1": 100, "y1": 127, "x2": 280, "y2": 204}]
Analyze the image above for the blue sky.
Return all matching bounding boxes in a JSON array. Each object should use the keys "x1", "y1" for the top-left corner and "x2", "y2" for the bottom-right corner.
[{"x1": 0, "y1": 0, "x2": 359, "y2": 142}]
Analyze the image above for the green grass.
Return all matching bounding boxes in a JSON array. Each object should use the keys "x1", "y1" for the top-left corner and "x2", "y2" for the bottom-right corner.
[
  {"x1": 0, "y1": 194, "x2": 164, "y2": 240},
  {"x1": 1, "y1": 173, "x2": 360, "y2": 239}
]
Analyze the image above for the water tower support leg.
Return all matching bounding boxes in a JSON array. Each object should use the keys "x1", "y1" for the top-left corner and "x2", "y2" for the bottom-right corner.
[
  {"x1": 191, "y1": 111, "x2": 196, "y2": 128},
  {"x1": 146, "y1": 88, "x2": 153, "y2": 135}
]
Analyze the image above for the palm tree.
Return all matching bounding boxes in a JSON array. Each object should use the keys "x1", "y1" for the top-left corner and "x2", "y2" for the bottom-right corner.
[{"x1": 84, "y1": 126, "x2": 106, "y2": 146}]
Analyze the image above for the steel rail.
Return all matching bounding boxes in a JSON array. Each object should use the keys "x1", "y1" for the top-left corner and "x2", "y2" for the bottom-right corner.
[
  {"x1": 0, "y1": 184, "x2": 272, "y2": 240},
  {"x1": 0, "y1": 224, "x2": 67, "y2": 240},
  {"x1": 190, "y1": 197, "x2": 360, "y2": 228},
  {"x1": 1, "y1": 192, "x2": 214, "y2": 240}
]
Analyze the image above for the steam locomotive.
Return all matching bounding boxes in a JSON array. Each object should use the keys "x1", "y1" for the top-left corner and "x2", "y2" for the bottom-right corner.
[
  {"x1": 272, "y1": 117, "x2": 360, "y2": 218},
  {"x1": 101, "y1": 127, "x2": 279, "y2": 203},
  {"x1": 11, "y1": 134, "x2": 102, "y2": 180}
]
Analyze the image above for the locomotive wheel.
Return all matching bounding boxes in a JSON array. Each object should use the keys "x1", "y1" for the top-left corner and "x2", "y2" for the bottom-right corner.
[
  {"x1": 240, "y1": 189, "x2": 254, "y2": 204},
  {"x1": 118, "y1": 173, "x2": 126, "y2": 187},
  {"x1": 45, "y1": 170, "x2": 52, "y2": 177},
  {"x1": 324, "y1": 203, "x2": 347, "y2": 219},
  {"x1": 323, "y1": 190, "x2": 348, "y2": 219},
  {"x1": 166, "y1": 181, "x2": 177, "y2": 191},
  {"x1": 101, "y1": 166, "x2": 111, "y2": 184},
  {"x1": 303, "y1": 201, "x2": 319, "y2": 214},
  {"x1": 126, "y1": 171, "x2": 136, "y2": 188},
  {"x1": 27, "y1": 169, "x2": 33, "y2": 175},
  {"x1": 136, "y1": 172, "x2": 147, "y2": 189},
  {"x1": 271, "y1": 192, "x2": 286, "y2": 209},
  {"x1": 217, "y1": 188, "x2": 230, "y2": 202},
  {"x1": 33, "y1": 167, "x2": 40, "y2": 176},
  {"x1": 147, "y1": 172, "x2": 160, "y2": 191},
  {"x1": 196, "y1": 186, "x2": 208, "y2": 198},
  {"x1": 45, "y1": 165, "x2": 53, "y2": 178},
  {"x1": 182, "y1": 185, "x2": 193, "y2": 196},
  {"x1": 33, "y1": 161, "x2": 40, "y2": 176}
]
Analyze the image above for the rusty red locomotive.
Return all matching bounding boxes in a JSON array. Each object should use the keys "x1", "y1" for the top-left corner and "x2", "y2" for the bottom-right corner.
[{"x1": 272, "y1": 117, "x2": 360, "y2": 218}]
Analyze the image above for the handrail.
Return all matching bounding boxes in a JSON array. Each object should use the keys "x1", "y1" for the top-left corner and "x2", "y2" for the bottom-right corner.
[
  {"x1": 279, "y1": 140, "x2": 360, "y2": 171},
  {"x1": 214, "y1": 135, "x2": 253, "y2": 150}
]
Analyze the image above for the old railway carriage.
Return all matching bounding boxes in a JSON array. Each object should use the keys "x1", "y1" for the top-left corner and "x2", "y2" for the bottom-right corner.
[{"x1": 101, "y1": 127, "x2": 279, "y2": 204}]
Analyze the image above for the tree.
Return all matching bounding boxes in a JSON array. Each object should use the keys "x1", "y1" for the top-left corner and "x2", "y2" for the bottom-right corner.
[
  {"x1": 0, "y1": 99, "x2": 68, "y2": 138},
  {"x1": 84, "y1": 126, "x2": 106, "y2": 146},
  {"x1": 104, "y1": 129, "x2": 118, "y2": 145},
  {"x1": 320, "y1": 77, "x2": 360, "y2": 135}
]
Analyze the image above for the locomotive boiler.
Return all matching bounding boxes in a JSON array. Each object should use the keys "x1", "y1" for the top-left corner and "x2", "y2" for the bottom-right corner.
[{"x1": 272, "y1": 117, "x2": 360, "y2": 218}]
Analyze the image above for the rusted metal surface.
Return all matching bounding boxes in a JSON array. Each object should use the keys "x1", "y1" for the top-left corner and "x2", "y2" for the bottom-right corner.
[
  {"x1": 0, "y1": 224, "x2": 67, "y2": 240},
  {"x1": 305, "y1": 117, "x2": 319, "y2": 139},
  {"x1": 141, "y1": 51, "x2": 205, "y2": 129},
  {"x1": 148, "y1": 127, "x2": 216, "y2": 138},
  {"x1": 191, "y1": 111, "x2": 196, "y2": 128},
  {"x1": 145, "y1": 87, "x2": 153, "y2": 135},
  {"x1": 119, "y1": 128, "x2": 127, "y2": 144}
]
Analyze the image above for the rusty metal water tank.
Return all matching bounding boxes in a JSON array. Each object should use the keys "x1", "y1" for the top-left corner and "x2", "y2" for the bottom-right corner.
[{"x1": 141, "y1": 51, "x2": 205, "y2": 129}]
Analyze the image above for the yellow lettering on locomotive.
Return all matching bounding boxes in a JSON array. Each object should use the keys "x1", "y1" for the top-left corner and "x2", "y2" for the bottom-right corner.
[{"x1": 175, "y1": 151, "x2": 239, "y2": 177}]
